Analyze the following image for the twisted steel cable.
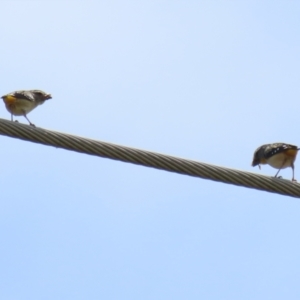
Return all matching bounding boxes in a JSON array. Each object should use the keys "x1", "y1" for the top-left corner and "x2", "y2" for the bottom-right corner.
[{"x1": 0, "y1": 118, "x2": 299, "y2": 198}]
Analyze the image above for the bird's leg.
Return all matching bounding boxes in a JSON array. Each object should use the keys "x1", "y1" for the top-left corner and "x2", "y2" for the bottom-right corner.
[
  {"x1": 274, "y1": 169, "x2": 281, "y2": 178},
  {"x1": 11, "y1": 113, "x2": 18, "y2": 123},
  {"x1": 23, "y1": 112, "x2": 35, "y2": 127},
  {"x1": 274, "y1": 159, "x2": 287, "y2": 178},
  {"x1": 291, "y1": 163, "x2": 297, "y2": 182}
]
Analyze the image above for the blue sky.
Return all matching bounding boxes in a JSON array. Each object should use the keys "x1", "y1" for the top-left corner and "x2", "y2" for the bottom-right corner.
[{"x1": 1, "y1": 1, "x2": 300, "y2": 299}]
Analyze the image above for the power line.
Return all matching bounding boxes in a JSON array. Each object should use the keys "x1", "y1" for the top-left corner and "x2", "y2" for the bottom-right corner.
[{"x1": 0, "y1": 118, "x2": 299, "y2": 198}]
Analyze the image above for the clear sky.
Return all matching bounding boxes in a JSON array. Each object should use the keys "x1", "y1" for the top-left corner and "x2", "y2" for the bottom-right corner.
[{"x1": 1, "y1": 1, "x2": 300, "y2": 299}]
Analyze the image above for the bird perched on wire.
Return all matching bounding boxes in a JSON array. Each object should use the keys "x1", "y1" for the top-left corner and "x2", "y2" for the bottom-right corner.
[
  {"x1": 252, "y1": 143, "x2": 300, "y2": 181},
  {"x1": 1, "y1": 89, "x2": 52, "y2": 127}
]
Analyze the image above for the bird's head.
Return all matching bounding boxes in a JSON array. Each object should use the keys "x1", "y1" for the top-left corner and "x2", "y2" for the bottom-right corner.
[
  {"x1": 33, "y1": 90, "x2": 52, "y2": 101},
  {"x1": 252, "y1": 146, "x2": 266, "y2": 167}
]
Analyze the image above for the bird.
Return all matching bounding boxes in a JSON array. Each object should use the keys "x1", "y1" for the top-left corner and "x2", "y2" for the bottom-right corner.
[
  {"x1": 1, "y1": 89, "x2": 52, "y2": 126},
  {"x1": 252, "y1": 143, "x2": 300, "y2": 181}
]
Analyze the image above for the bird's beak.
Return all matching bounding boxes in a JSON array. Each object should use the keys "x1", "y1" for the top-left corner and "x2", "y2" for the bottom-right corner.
[
  {"x1": 45, "y1": 94, "x2": 52, "y2": 100},
  {"x1": 252, "y1": 159, "x2": 261, "y2": 169}
]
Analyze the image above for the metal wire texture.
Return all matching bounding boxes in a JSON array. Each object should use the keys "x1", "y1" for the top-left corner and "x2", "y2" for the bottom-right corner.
[{"x1": 0, "y1": 118, "x2": 299, "y2": 198}]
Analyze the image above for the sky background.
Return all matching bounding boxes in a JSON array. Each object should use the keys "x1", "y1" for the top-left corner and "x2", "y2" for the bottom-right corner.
[{"x1": 1, "y1": 1, "x2": 300, "y2": 299}]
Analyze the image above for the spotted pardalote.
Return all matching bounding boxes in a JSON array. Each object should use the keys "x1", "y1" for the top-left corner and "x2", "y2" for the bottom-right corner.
[
  {"x1": 252, "y1": 143, "x2": 300, "y2": 181},
  {"x1": 1, "y1": 90, "x2": 52, "y2": 126}
]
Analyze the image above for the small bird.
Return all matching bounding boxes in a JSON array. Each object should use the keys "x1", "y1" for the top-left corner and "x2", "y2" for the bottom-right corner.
[
  {"x1": 252, "y1": 143, "x2": 300, "y2": 181},
  {"x1": 1, "y1": 89, "x2": 52, "y2": 126}
]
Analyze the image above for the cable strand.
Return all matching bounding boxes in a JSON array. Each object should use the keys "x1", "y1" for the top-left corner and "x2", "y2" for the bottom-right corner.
[{"x1": 0, "y1": 118, "x2": 299, "y2": 198}]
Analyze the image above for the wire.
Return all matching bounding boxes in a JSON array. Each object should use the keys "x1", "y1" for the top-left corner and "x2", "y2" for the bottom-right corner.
[{"x1": 0, "y1": 118, "x2": 299, "y2": 198}]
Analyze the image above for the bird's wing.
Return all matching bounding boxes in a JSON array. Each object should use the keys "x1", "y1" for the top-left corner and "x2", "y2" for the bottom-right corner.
[
  {"x1": 11, "y1": 90, "x2": 35, "y2": 102},
  {"x1": 264, "y1": 143, "x2": 298, "y2": 159}
]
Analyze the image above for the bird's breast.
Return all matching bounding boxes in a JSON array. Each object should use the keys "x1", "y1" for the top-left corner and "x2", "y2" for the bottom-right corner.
[
  {"x1": 3, "y1": 96, "x2": 37, "y2": 116},
  {"x1": 267, "y1": 151, "x2": 297, "y2": 169}
]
